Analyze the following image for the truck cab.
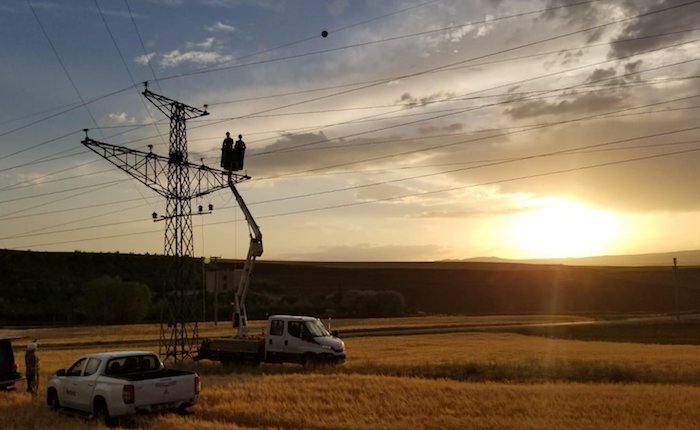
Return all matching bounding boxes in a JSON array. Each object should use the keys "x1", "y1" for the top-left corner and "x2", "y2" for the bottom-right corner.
[
  {"x1": 264, "y1": 315, "x2": 346, "y2": 366},
  {"x1": 0, "y1": 336, "x2": 23, "y2": 391}
]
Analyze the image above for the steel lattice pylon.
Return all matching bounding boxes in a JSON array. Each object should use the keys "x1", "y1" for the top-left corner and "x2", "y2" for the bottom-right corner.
[{"x1": 82, "y1": 86, "x2": 249, "y2": 362}]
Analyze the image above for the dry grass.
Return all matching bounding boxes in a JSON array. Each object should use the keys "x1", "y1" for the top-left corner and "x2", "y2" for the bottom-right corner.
[
  {"x1": 0, "y1": 322, "x2": 264, "y2": 347},
  {"x1": 0, "y1": 315, "x2": 588, "y2": 346},
  {"x1": 5, "y1": 319, "x2": 700, "y2": 429},
  {"x1": 5, "y1": 374, "x2": 700, "y2": 430}
]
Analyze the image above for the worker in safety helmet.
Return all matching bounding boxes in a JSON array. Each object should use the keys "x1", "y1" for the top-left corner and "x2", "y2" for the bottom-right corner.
[
  {"x1": 233, "y1": 134, "x2": 246, "y2": 170},
  {"x1": 221, "y1": 132, "x2": 234, "y2": 170},
  {"x1": 25, "y1": 341, "x2": 39, "y2": 396}
]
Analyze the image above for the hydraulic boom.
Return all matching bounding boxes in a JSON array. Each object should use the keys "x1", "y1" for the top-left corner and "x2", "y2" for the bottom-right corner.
[{"x1": 228, "y1": 173, "x2": 263, "y2": 337}]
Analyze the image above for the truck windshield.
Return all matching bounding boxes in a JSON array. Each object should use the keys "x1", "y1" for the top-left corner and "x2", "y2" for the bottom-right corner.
[{"x1": 304, "y1": 320, "x2": 330, "y2": 337}]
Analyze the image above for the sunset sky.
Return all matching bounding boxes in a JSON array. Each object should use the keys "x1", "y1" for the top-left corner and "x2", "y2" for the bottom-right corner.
[{"x1": 2, "y1": 0, "x2": 700, "y2": 261}]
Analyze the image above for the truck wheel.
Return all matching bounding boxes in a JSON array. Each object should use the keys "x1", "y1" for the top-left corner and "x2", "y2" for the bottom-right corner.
[
  {"x1": 47, "y1": 389, "x2": 60, "y2": 411},
  {"x1": 302, "y1": 354, "x2": 317, "y2": 369},
  {"x1": 94, "y1": 398, "x2": 115, "y2": 426}
]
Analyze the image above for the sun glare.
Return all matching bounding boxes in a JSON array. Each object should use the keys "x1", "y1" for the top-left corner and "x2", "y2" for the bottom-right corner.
[{"x1": 510, "y1": 198, "x2": 621, "y2": 258}]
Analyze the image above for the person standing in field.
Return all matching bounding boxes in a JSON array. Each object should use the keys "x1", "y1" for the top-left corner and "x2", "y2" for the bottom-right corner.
[{"x1": 25, "y1": 341, "x2": 39, "y2": 396}]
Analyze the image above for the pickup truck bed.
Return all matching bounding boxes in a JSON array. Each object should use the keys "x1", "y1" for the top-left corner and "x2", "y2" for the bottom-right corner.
[{"x1": 108, "y1": 368, "x2": 194, "y2": 382}]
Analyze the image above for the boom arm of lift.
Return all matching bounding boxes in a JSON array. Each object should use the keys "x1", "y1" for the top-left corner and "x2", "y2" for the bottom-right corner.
[{"x1": 228, "y1": 173, "x2": 263, "y2": 337}]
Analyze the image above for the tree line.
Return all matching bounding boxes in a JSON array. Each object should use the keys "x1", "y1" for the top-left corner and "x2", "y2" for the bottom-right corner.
[{"x1": 0, "y1": 250, "x2": 407, "y2": 325}]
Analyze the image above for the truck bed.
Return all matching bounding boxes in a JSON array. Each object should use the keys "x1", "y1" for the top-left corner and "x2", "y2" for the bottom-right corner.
[
  {"x1": 198, "y1": 337, "x2": 264, "y2": 363},
  {"x1": 107, "y1": 368, "x2": 194, "y2": 382}
]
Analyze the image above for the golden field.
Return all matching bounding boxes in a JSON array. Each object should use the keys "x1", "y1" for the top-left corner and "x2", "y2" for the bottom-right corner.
[
  {"x1": 3, "y1": 314, "x2": 589, "y2": 346},
  {"x1": 3, "y1": 318, "x2": 700, "y2": 429}
]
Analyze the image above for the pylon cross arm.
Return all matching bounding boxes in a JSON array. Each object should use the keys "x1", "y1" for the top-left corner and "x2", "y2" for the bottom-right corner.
[
  {"x1": 143, "y1": 89, "x2": 209, "y2": 120},
  {"x1": 82, "y1": 137, "x2": 250, "y2": 199}
]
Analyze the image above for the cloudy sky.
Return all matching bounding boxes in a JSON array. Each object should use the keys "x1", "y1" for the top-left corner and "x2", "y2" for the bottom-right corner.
[{"x1": 1, "y1": 0, "x2": 700, "y2": 261}]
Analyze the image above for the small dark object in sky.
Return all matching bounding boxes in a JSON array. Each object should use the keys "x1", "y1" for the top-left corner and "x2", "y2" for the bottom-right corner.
[{"x1": 321, "y1": 30, "x2": 328, "y2": 38}]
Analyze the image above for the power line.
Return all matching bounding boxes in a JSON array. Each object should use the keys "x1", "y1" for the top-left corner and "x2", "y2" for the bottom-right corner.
[
  {"x1": 156, "y1": 0, "x2": 607, "y2": 83},
  {"x1": 4, "y1": 69, "x2": 698, "y2": 201},
  {"x1": 0, "y1": 0, "x2": 625, "y2": 141},
  {"x1": 9, "y1": 141, "x2": 700, "y2": 249},
  {"x1": 124, "y1": 0, "x2": 162, "y2": 93},
  {"x1": 204, "y1": 0, "x2": 700, "y2": 130},
  {"x1": 2, "y1": 1, "x2": 696, "y2": 213},
  {"x1": 204, "y1": 26, "x2": 700, "y2": 108},
  {"x1": 0, "y1": 178, "x2": 130, "y2": 205},
  {"x1": 25, "y1": 0, "x2": 104, "y2": 139},
  {"x1": 0, "y1": 0, "x2": 443, "y2": 139},
  {"x1": 0, "y1": 179, "x2": 126, "y2": 219}
]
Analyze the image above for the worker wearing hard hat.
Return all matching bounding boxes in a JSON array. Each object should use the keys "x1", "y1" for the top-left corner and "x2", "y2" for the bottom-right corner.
[{"x1": 25, "y1": 341, "x2": 39, "y2": 396}]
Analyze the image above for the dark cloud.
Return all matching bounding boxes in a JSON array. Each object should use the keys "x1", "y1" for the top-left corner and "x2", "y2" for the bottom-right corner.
[
  {"x1": 558, "y1": 49, "x2": 584, "y2": 65},
  {"x1": 417, "y1": 122, "x2": 464, "y2": 135},
  {"x1": 608, "y1": 0, "x2": 700, "y2": 59},
  {"x1": 541, "y1": 0, "x2": 606, "y2": 41},
  {"x1": 503, "y1": 91, "x2": 625, "y2": 119},
  {"x1": 586, "y1": 67, "x2": 617, "y2": 83},
  {"x1": 543, "y1": 0, "x2": 700, "y2": 56},
  {"x1": 397, "y1": 91, "x2": 456, "y2": 108}
]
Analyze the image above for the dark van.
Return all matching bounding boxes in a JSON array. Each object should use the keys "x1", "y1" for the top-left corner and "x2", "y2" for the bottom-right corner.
[{"x1": 0, "y1": 336, "x2": 22, "y2": 390}]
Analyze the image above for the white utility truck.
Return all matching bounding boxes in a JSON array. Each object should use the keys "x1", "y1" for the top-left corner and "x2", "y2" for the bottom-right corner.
[
  {"x1": 46, "y1": 351, "x2": 200, "y2": 424},
  {"x1": 197, "y1": 174, "x2": 347, "y2": 367},
  {"x1": 198, "y1": 314, "x2": 346, "y2": 366}
]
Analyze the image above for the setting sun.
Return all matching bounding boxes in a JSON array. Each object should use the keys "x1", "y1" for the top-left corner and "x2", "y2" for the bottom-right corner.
[{"x1": 510, "y1": 198, "x2": 621, "y2": 258}]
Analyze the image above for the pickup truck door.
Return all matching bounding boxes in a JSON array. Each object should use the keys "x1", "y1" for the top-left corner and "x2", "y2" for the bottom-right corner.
[
  {"x1": 72, "y1": 358, "x2": 101, "y2": 412},
  {"x1": 59, "y1": 358, "x2": 87, "y2": 410}
]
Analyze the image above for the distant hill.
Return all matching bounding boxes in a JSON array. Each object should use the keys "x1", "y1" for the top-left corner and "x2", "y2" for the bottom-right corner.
[{"x1": 461, "y1": 249, "x2": 700, "y2": 267}]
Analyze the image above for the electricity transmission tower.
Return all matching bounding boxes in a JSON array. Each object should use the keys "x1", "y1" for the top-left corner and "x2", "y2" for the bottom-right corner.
[{"x1": 82, "y1": 84, "x2": 249, "y2": 362}]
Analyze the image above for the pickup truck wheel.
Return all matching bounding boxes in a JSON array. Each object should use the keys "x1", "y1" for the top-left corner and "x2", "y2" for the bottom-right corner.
[
  {"x1": 94, "y1": 398, "x2": 115, "y2": 426},
  {"x1": 47, "y1": 389, "x2": 60, "y2": 411}
]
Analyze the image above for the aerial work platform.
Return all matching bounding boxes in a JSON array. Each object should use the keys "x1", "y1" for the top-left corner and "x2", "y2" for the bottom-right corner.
[{"x1": 221, "y1": 133, "x2": 246, "y2": 171}]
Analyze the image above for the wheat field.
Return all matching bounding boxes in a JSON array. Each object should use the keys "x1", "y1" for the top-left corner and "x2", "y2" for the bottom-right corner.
[{"x1": 4, "y1": 321, "x2": 700, "y2": 429}]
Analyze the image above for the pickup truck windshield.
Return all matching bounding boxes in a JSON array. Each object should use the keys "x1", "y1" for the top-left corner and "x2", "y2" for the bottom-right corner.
[
  {"x1": 304, "y1": 320, "x2": 330, "y2": 337},
  {"x1": 104, "y1": 354, "x2": 161, "y2": 375}
]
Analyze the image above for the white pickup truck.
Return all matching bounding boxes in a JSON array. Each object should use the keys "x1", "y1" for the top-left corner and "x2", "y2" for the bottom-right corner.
[{"x1": 46, "y1": 351, "x2": 200, "y2": 424}]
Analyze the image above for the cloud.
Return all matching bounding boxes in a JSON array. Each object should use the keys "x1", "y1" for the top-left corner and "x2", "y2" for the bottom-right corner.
[
  {"x1": 204, "y1": 0, "x2": 286, "y2": 12},
  {"x1": 540, "y1": 0, "x2": 603, "y2": 27},
  {"x1": 102, "y1": 112, "x2": 137, "y2": 126},
  {"x1": 586, "y1": 67, "x2": 616, "y2": 83},
  {"x1": 397, "y1": 91, "x2": 456, "y2": 108},
  {"x1": 205, "y1": 21, "x2": 235, "y2": 33},
  {"x1": 134, "y1": 52, "x2": 156, "y2": 65},
  {"x1": 417, "y1": 123, "x2": 464, "y2": 135},
  {"x1": 503, "y1": 91, "x2": 625, "y2": 120},
  {"x1": 608, "y1": 0, "x2": 700, "y2": 59},
  {"x1": 160, "y1": 49, "x2": 233, "y2": 67}
]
